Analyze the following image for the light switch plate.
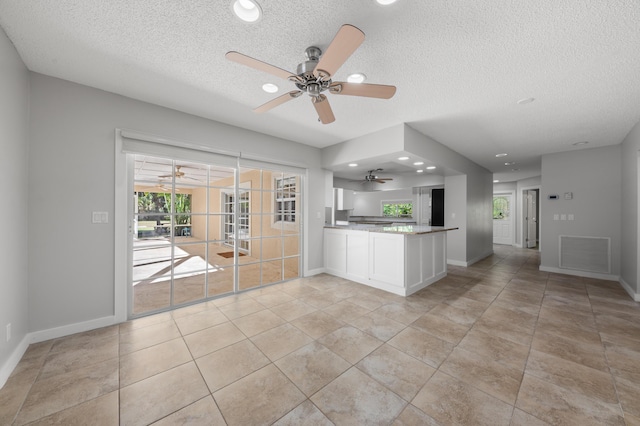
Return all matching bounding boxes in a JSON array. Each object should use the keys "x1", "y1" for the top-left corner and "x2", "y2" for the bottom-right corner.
[{"x1": 92, "y1": 211, "x2": 108, "y2": 224}]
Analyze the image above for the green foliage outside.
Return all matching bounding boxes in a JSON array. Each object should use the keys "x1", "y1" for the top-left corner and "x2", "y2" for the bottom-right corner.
[
  {"x1": 137, "y1": 192, "x2": 192, "y2": 224},
  {"x1": 383, "y1": 203, "x2": 413, "y2": 217}
]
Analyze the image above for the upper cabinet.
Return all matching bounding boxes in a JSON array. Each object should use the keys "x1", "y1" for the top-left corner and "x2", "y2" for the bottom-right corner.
[{"x1": 334, "y1": 188, "x2": 354, "y2": 210}]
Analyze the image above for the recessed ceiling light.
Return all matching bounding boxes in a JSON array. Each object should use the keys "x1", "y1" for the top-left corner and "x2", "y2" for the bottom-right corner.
[
  {"x1": 417, "y1": 169, "x2": 424, "y2": 173},
  {"x1": 517, "y1": 97, "x2": 535, "y2": 105},
  {"x1": 493, "y1": 180, "x2": 500, "y2": 183},
  {"x1": 572, "y1": 141, "x2": 589, "y2": 146},
  {"x1": 233, "y1": 0, "x2": 262, "y2": 22},
  {"x1": 262, "y1": 83, "x2": 278, "y2": 93},
  {"x1": 426, "y1": 166, "x2": 436, "y2": 170},
  {"x1": 413, "y1": 161, "x2": 424, "y2": 166},
  {"x1": 347, "y1": 73, "x2": 366, "y2": 83},
  {"x1": 397, "y1": 156, "x2": 409, "y2": 160},
  {"x1": 495, "y1": 153, "x2": 508, "y2": 158},
  {"x1": 348, "y1": 163, "x2": 358, "y2": 167},
  {"x1": 504, "y1": 162, "x2": 515, "y2": 166},
  {"x1": 376, "y1": 0, "x2": 398, "y2": 5}
]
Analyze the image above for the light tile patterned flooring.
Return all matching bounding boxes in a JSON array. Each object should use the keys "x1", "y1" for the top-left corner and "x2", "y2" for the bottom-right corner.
[{"x1": 2, "y1": 245, "x2": 640, "y2": 425}]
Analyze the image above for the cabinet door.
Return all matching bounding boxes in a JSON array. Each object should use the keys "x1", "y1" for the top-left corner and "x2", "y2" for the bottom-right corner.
[
  {"x1": 334, "y1": 188, "x2": 354, "y2": 210},
  {"x1": 346, "y1": 231, "x2": 368, "y2": 280},
  {"x1": 324, "y1": 230, "x2": 347, "y2": 273},
  {"x1": 369, "y1": 233, "x2": 404, "y2": 287}
]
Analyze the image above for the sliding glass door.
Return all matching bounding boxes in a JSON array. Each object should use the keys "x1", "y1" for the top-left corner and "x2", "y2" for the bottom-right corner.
[{"x1": 130, "y1": 155, "x2": 302, "y2": 317}]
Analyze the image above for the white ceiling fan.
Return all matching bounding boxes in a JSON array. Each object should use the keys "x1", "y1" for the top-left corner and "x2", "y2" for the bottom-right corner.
[
  {"x1": 159, "y1": 165, "x2": 199, "y2": 181},
  {"x1": 226, "y1": 24, "x2": 396, "y2": 124}
]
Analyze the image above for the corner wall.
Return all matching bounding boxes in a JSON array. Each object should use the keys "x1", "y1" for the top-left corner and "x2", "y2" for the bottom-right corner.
[
  {"x1": 0, "y1": 27, "x2": 30, "y2": 386},
  {"x1": 403, "y1": 125, "x2": 493, "y2": 265},
  {"x1": 621, "y1": 119, "x2": 640, "y2": 295}
]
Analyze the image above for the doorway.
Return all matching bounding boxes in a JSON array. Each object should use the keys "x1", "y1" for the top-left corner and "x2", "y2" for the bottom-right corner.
[
  {"x1": 493, "y1": 192, "x2": 515, "y2": 245},
  {"x1": 524, "y1": 189, "x2": 539, "y2": 249}
]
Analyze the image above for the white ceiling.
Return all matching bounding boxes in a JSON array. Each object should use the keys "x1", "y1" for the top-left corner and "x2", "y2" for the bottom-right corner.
[{"x1": 1, "y1": 0, "x2": 639, "y2": 183}]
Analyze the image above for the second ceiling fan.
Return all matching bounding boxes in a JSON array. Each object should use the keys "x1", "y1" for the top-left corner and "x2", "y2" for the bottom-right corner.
[{"x1": 226, "y1": 24, "x2": 396, "y2": 124}]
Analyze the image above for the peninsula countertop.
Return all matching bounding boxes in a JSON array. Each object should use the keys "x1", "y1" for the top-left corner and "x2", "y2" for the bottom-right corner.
[{"x1": 324, "y1": 224, "x2": 459, "y2": 235}]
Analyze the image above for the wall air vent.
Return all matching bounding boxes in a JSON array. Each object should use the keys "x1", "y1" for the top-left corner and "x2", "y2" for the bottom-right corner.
[{"x1": 559, "y1": 235, "x2": 610, "y2": 274}]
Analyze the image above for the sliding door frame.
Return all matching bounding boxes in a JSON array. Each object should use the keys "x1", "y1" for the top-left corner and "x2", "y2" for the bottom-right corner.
[{"x1": 115, "y1": 129, "x2": 306, "y2": 321}]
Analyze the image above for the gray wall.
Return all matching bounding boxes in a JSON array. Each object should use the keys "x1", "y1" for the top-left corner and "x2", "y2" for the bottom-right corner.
[
  {"x1": 444, "y1": 175, "x2": 467, "y2": 263},
  {"x1": 352, "y1": 188, "x2": 414, "y2": 216},
  {"x1": 540, "y1": 146, "x2": 622, "y2": 275},
  {"x1": 28, "y1": 73, "x2": 325, "y2": 332},
  {"x1": 621, "y1": 120, "x2": 640, "y2": 293},
  {"x1": 466, "y1": 171, "x2": 494, "y2": 262},
  {"x1": 0, "y1": 29, "x2": 29, "y2": 380},
  {"x1": 0, "y1": 27, "x2": 30, "y2": 380}
]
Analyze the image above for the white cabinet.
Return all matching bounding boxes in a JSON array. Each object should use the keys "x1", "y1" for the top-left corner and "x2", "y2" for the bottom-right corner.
[
  {"x1": 334, "y1": 188, "x2": 354, "y2": 210},
  {"x1": 324, "y1": 228, "x2": 449, "y2": 296},
  {"x1": 369, "y1": 232, "x2": 404, "y2": 288},
  {"x1": 324, "y1": 229, "x2": 368, "y2": 282}
]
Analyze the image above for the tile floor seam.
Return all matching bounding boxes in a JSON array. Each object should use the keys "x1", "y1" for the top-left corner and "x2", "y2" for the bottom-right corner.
[{"x1": 510, "y1": 275, "x2": 551, "y2": 425}]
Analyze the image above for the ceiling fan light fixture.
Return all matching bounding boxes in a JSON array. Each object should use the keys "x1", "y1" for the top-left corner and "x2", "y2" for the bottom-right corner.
[
  {"x1": 347, "y1": 73, "x2": 366, "y2": 83},
  {"x1": 262, "y1": 83, "x2": 278, "y2": 93},
  {"x1": 233, "y1": 0, "x2": 262, "y2": 23}
]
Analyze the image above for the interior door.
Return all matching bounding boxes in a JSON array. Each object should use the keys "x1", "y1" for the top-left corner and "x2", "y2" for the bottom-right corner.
[
  {"x1": 526, "y1": 190, "x2": 538, "y2": 248},
  {"x1": 493, "y1": 194, "x2": 513, "y2": 245}
]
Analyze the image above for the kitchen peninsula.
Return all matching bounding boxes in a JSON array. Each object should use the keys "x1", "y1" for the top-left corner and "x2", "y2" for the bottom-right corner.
[{"x1": 324, "y1": 224, "x2": 459, "y2": 296}]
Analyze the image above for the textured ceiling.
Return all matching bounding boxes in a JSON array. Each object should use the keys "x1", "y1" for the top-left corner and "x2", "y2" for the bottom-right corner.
[{"x1": 1, "y1": 0, "x2": 639, "y2": 182}]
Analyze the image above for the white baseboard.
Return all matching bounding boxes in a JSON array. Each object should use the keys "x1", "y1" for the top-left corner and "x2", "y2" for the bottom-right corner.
[
  {"x1": 539, "y1": 265, "x2": 619, "y2": 282},
  {"x1": 619, "y1": 277, "x2": 640, "y2": 302},
  {"x1": 304, "y1": 267, "x2": 326, "y2": 277},
  {"x1": 1, "y1": 315, "x2": 119, "y2": 389},
  {"x1": 448, "y1": 250, "x2": 494, "y2": 267},
  {"x1": 29, "y1": 315, "x2": 118, "y2": 344},
  {"x1": 0, "y1": 335, "x2": 30, "y2": 389},
  {"x1": 466, "y1": 250, "x2": 494, "y2": 267}
]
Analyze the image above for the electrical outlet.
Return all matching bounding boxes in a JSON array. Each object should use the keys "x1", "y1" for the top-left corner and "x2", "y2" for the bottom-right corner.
[{"x1": 6, "y1": 323, "x2": 11, "y2": 342}]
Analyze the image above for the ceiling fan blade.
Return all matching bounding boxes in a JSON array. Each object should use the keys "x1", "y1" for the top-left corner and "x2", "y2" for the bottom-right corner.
[
  {"x1": 314, "y1": 24, "x2": 365, "y2": 77},
  {"x1": 254, "y1": 91, "x2": 302, "y2": 113},
  {"x1": 226, "y1": 51, "x2": 295, "y2": 80},
  {"x1": 374, "y1": 179, "x2": 387, "y2": 184},
  {"x1": 312, "y1": 94, "x2": 335, "y2": 124},
  {"x1": 330, "y1": 82, "x2": 396, "y2": 99}
]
